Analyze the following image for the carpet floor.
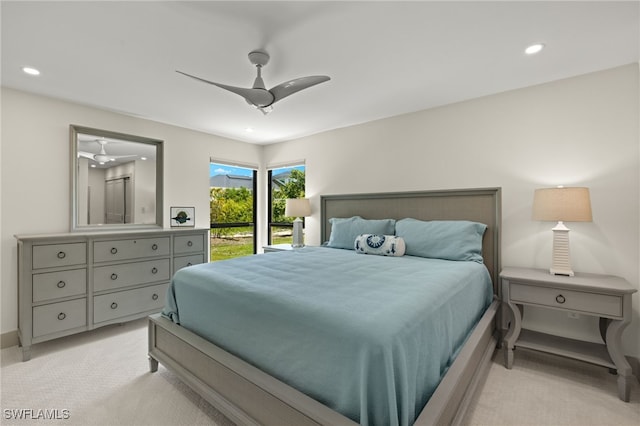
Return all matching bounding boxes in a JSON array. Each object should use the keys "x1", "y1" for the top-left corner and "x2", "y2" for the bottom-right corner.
[{"x1": 1, "y1": 319, "x2": 638, "y2": 425}]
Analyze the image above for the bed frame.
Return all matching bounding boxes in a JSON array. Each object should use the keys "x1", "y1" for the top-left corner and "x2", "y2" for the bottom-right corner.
[{"x1": 148, "y1": 187, "x2": 502, "y2": 425}]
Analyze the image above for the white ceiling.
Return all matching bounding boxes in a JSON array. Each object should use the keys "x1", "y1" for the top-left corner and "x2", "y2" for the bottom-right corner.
[{"x1": 2, "y1": 1, "x2": 638, "y2": 145}]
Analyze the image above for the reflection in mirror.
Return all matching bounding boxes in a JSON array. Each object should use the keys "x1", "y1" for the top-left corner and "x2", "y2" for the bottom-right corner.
[{"x1": 70, "y1": 125, "x2": 163, "y2": 231}]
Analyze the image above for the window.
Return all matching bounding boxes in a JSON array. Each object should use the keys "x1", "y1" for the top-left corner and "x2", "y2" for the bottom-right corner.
[
  {"x1": 268, "y1": 164, "x2": 306, "y2": 245},
  {"x1": 210, "y1": 162, "x2": 257, "y2": 261}
]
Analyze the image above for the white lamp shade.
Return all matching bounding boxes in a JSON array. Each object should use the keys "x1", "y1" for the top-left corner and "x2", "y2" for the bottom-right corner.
[
  {"x1": 285, "y1": 198, "x2": 311, "y2": 218},
  {"x1": 533, "y1": 187, "x2": 592, "y2": 222}
]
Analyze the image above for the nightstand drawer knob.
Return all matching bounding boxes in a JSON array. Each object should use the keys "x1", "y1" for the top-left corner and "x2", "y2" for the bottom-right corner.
[
  {"x1": 555, "y1": 294, "x2": 566, "y2": 304},
  {"x1": 57, "y1": 312, "x2": 66, "y2": 321},
  {"x1": 111, "y1": 302, "x2": 118, "y2": 310},
  {"x1": 57, "y1": 280, "x2": 66, "y2": 289},
  {"x1": 110, "y1": 247, "x2": 118, "y2": 254},
  {"x1": 57, "y1": 251, "x2": 66, "y2": 259},
  {"x1": 187, "y1": 240, "x2": 193, "y2": 247}
]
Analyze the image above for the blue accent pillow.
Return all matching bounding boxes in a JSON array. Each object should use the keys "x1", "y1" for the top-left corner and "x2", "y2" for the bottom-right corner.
[
  {"x1": 395, "y1": 218, "x2": 487, "y2": 263},
  {"x1": 354, "y1": 234, "x2": 406, "y2": 257},
  {"x1": 327, "y1": 216, "x2": 396, "y2": 250}
]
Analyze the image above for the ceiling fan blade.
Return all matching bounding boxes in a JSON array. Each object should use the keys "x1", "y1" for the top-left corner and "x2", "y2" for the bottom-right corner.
[
  {"x1": 109, "y1": 155, "x2": 139, "y2": 160},
  {"x1": 78, "y1": 151, "x2": 94, "y2": 159},
  {"x1": 269, "y1": 75, "x2": 330, "y2": 104},
  {"x1": 176, "y1": 70, "x2": 274, "y2": 107}
]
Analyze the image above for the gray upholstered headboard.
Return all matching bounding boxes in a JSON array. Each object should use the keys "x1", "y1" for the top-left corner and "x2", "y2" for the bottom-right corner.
[{"x1": 320, "y1": 188, "x2": 501, "y2": 292}]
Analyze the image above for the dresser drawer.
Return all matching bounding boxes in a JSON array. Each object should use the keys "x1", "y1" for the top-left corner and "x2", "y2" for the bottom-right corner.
[
  {"x1": 33, "y1": 269, "x2": 86, "y2": 302},
  {"x1": 174, "y1": 234, "x2": 205, "y2": 254},
  {"x1": 32, "y1": 243, "x2": 86, "y2": 269},
  {"x1": 93, "y1": 283, "x2": 168, "y2": 323},
  {"x1": 33, "y1": 299, "x2": 87, "y2": 338},
  {"x1": 94, "y1": 259, "x2": 170, "y2": 292},
  {"x1": 93, "y1": 237, "x2": 170, "y2": 262},
  {"x1": 174, "y1": 254, "x2": 204, "y2": 272},
  {"x1": 510, "y1": 283, "x2": 622, "y2": 317}
]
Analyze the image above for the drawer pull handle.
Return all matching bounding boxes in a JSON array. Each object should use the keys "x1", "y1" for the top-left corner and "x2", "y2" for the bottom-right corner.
[
  {"x1": 186, "y1": 262, "x2": 192, "y2": 267},
  {"x1": 111, "y1": 273, "x2": 118, "y2": 280},
  {"x1": 151, "y1": 267, "x2": 158, "y2": 274},
  {"x1": 57, "y1": 251, "x2": 66, "y2": 259},
  {"x1": 187, "y1": 241, "x2": 193, "y2": 247},
  {"x1": 57, "y1": 312, "x2": 66, "y2": 320},
  {"x1": 110, "y1": 247, "x2": 118, "y2": 255},
  {"x1": 555, "y1": 294, "x2": 566, "y2": 304},
  {"x1": 110, "y1": 302, "x2": 118, "y2": 310},
  {"x1": 152, "y1": 243, "x2": 158, "y2": 250},
  {"x1": 57, "y1": 281, "x2": 66, "y2": 289},
  {"x1": 152, "y1": 293, "x2": 159, "y2": 301}
]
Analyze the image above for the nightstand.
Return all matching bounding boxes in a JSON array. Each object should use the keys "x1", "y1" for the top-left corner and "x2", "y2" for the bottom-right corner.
[
  {"x1": 501, "y1": 267, "x2": 637, "y2": 402},
  {"x1": 262, "y1": 244, "x2": 295, "y2": 253}
]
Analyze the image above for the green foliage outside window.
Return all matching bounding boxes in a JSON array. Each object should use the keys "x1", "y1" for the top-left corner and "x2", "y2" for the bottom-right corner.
[
  {"x1": 210, "y1": 187, "x2": 253, "y2": 237},
  {"x1": 208, "y1": 169, "x2": 305, "y2": 238},
  {"x1": 272, "y1": 169, "x2": 306, "y2": 223}
]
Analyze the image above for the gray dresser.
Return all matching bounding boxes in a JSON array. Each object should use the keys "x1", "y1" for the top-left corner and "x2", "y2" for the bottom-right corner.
[{"x1": 16, "y1": 228, "x2": 208, "y2": 361}]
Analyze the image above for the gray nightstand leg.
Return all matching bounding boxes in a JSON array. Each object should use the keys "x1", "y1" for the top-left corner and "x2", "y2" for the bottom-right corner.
[
  {"x1": 502, "y1": 302, "x2": 522, "y2": 369},
  {"x1": 605, "y1": 319, "x2": 632, "y2": 402},
  {"x1": 598, "y1": 317, "x2": 611, "y2": 343}
]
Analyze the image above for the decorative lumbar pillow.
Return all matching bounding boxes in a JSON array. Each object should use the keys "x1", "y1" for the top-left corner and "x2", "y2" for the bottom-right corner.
[
  {"x1": 395, "y1": 218, "x2": 487, "y2": 263},
  {"x1": 327, "y1": 216, "x2": 396, "y2": 250},
  {"x1": 354, "y1": 234, "x2": 406, "y2": 257}
]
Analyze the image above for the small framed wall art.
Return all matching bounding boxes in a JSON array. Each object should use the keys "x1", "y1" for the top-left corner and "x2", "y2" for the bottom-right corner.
[{"x1": 170, "y1": 207, "x2": 195, "y2": 227}]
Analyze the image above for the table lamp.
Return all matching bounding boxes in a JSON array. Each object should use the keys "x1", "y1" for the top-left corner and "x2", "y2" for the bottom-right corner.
[
  {"x1": 533, "y1": 187, "x2": 592, "y2": 276},
  {"x1": 285, "y1": 198, "x2": 311, "y2": 248}
]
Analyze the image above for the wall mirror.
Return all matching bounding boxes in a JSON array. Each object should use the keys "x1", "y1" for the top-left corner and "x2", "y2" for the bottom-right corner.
[{"x1": 70, "y1": 125, "x2": 163, "y2": 231}]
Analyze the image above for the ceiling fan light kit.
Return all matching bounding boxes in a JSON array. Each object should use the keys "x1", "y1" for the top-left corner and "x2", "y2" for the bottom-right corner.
[{"x1": 177, "y1": 50, "x2": 330, "y2": 114}]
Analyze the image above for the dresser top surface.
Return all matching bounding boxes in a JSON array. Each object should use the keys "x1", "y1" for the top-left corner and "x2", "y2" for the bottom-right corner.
[{"x1": 15, "y1": 228, "x2": 209, "y2": 241}]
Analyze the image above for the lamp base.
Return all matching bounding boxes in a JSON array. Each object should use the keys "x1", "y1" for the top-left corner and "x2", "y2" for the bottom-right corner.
[
  {"x1": 291, "y1": 218, "x2": 304, "y2": 248},
  {"x1": 550, "y1": 221, "x2": 574, "y2": 276}
]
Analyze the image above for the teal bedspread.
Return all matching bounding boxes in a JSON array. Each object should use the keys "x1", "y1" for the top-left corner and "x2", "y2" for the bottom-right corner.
[{"x1": 163, "y1": 247, "x2": 493, "y2": 426}]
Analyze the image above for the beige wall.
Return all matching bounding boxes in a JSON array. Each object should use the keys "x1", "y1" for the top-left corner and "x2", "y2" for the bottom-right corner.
[
  {"x1": 264, "y1": 64, "x2": 640, "y2": 357},
  {"x1": 2, "y1": 64, "x2": 638, "y2": 357}
]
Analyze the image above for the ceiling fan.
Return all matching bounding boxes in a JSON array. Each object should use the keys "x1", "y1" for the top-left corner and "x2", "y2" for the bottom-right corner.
[
  {"x1": 78, "y1": 139, "x2": 137, "y2": 164},
  {"x1": 176, "y1": 50, "x2": 330, "y2": 115}
]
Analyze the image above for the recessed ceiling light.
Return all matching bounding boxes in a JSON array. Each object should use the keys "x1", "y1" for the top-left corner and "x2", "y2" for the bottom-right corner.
[
  {"x1": 22, "y1": 66, "x2": 40, "y2": 76},
  {"x1": 525, "y1": 43, "x2": 545, "y2": 55}
]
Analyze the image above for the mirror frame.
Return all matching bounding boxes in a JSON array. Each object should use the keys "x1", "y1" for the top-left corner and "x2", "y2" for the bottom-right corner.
[{"x1": 70, "y1": 124, "x2": 164, "y2": 232}]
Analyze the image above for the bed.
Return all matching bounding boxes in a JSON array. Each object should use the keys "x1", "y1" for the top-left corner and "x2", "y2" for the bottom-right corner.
[{"x1": 148, "y1": 187, "x2": 501, "y2": 425}]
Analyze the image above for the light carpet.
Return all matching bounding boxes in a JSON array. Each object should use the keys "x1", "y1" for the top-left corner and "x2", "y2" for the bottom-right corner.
[{"x1": 1, "y1": 319, "x2": 638, "y2": 425}]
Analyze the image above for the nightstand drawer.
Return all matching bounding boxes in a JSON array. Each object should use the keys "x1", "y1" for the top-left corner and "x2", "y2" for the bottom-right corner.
[{"x1": 510, "y1": 283, "x2": 622, "y2": 317}]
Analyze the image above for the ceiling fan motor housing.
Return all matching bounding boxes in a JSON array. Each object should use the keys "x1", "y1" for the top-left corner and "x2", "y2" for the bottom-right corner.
[{"x1": 248, "y1": 50, "x2": 270, "y2": 67}]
